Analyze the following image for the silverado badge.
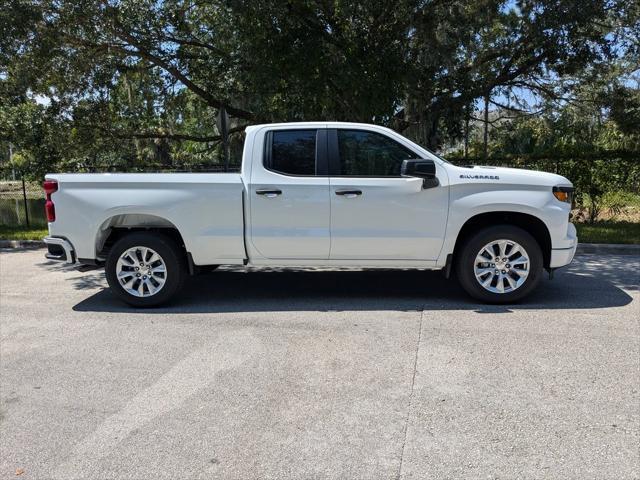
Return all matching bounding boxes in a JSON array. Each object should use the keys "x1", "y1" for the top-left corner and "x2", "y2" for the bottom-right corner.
[{"x1": 460, "y1": 174, "x2": 500, "y2": 180}]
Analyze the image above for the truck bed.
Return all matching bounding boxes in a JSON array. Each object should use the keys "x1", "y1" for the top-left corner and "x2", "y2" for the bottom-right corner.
[{"x1": 45, "y1": 173, "x2": 247, "y2": 265}]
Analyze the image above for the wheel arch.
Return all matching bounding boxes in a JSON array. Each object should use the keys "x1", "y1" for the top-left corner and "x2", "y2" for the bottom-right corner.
[
  {"x1": 96, "y1": 214, "x2": 187, "y2": 260},
  {"x1": 452, "y1": 211, "x2": 552, "y2": 268}
]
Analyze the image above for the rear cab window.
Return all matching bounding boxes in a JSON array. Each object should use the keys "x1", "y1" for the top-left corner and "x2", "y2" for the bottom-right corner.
[{"x1": 264, "y1": 130, "x2": 318, "y2": 176}]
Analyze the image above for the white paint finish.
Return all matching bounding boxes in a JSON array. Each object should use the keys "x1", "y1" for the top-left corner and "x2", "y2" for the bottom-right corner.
[
  {"x1": 46, "y1": 121, "x2": 577, "y2": 272},
  {"x1": 550, "y1": 225, "x2": 578, "y2": 268},
  {"x1": 245, "y1": 124, "x2": 331, "y2": 259},
  {"x1": 550, "y1": 247, "x2": 577, "y2": 268},
  {"x1": 248, "y1": 173, "x2": 330, "y2": 259},
  {"x1": 46, "y1": 174, "x2": 246, "y2": 265},
  {"x1": 247, "y1": 179, "x2": 330, "y2": 259},
  {"x1": 329, "y1": 174, "x2": 449, "y2": 260},
  {"x1": 245, "y1": 258, "x2": 439, "y2": 268},
  {"x1": 437, "y1": 164, "x2": 575, "y2": 267}
]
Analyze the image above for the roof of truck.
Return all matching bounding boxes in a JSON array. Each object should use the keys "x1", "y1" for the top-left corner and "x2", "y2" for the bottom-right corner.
[{"x1": 245, "y1": 121, "x2": 394, "y2": 132}]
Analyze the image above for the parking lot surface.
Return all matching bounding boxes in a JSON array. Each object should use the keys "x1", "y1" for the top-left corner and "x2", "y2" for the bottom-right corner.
[{"x1": 1, "y1": 249, "x2": 638, "y2": 479}]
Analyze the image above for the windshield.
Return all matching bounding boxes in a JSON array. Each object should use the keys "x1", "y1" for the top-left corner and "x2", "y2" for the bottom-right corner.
[
  {"x1": 424, "y1": 146, "x2": 450, "y2": 164},
  {"x1": 408, "y1": 138, "x2": 451, "y2": 164}
]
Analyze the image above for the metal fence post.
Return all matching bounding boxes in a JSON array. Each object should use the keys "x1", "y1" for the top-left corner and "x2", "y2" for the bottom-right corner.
[
  {"x1": 217, "y1": 107, "x2": 229, "y2": 172},
  {"x1": 21, "y1": 175, "x2": 30, "y2": 228}
]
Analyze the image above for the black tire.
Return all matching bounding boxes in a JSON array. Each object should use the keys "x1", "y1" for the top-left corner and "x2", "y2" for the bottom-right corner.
[
  {"x1": 455, "y1": 225, "x2": 543, "y2": 304},
  {"x1": 105, "y1": 231, "x2": 187, "y2": 307}
]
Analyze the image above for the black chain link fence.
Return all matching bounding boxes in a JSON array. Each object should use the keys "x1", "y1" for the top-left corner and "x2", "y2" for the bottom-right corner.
[{"x1": 0, "y1": 176, "x2": 47, "y2": 227}]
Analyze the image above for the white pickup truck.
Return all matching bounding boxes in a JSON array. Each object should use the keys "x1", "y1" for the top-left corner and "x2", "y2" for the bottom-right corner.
[{"x1": 43, "y1": 122, "x2": 577, "y2": 306}]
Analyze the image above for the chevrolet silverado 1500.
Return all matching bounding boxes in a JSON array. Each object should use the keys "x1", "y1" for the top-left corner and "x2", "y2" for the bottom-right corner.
[{"x1": 43, "y1": 122, "x2": 577, "y2": 306}]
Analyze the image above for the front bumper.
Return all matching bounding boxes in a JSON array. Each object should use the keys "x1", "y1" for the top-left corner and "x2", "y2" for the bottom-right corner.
[
  {"x1": 549, "y1": 223, "x2": 577, "y2": 268},
  {"x1": 44, "y1": 236, "x2": 76, "y2": 264}
]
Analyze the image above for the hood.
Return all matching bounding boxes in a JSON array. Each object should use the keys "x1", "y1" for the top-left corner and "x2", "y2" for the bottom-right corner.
[{"x1": 448, "y1": 164, "x2": 572, "y2": 188}]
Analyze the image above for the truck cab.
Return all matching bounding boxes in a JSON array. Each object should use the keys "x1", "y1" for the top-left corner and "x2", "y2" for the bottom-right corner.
[{"x1": 245, "y1": 123, "x2": 449, "y2": 264}]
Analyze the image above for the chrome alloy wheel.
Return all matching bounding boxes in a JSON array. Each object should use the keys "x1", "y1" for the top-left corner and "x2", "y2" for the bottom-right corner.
[
  {"x1": 116, "y1": 246, "x2": 167, "y2": 297},
  {"x1": 473, "y1": 239, "x2": 530, "y2": 294}
]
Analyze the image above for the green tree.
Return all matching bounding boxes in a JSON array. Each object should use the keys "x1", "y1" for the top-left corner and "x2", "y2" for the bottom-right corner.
[{"x1": 1, "y1": 0, "x2": 636, "y2": 176}]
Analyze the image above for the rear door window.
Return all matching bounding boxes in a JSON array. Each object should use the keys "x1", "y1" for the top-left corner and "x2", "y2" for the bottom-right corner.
[{"x1": 266, "y1": 130, "x2": 317, "y2": 176}]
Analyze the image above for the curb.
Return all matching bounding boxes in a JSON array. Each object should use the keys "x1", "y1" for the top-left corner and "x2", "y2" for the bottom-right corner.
[
  {"x1": 576, "y1": 243, "x2": 640, "y2": 255},
  {"x1": 0, "y1": 239, "x2": 46, "y2": 249},
  {"x1": 2, "y1": 239, "x2": 639, "y2": 254}
]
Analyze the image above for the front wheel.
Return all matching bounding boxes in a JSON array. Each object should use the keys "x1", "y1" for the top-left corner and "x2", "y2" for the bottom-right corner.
[
  {"x1": 456, "y1": 225, "x2": 543, "y2": 304},
  {"x1": 105, "y1": 232, "x2": 187, "y2": 307}
]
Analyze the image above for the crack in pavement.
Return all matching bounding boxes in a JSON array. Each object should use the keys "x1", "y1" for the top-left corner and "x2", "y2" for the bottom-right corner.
[{"x1": 395, "y1": 307, "x2": 425, "y2": 480}]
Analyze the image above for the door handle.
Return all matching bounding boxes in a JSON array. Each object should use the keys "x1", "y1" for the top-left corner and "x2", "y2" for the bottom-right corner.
[
  {"x1": 256, "y1": 188, "x2": 282, "y2": 198},
  {"x1": 335, "y1": 189, "x2": 362, "y2": 198}
]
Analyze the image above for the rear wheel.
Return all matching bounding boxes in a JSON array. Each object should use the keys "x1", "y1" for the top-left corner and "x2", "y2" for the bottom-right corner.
[
  {"x1": 456, "y1": 225, "x2": 543, "y2": 303},
  {"x1": 105, "y1": 232, "x2": 186, "y2": 307}
]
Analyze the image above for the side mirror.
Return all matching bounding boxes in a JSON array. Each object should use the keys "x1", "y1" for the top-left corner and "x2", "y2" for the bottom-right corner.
[
  {"x1": 401, "y1": 159, "x2": 436, "y2": 179},
  {"x1": 401, "y1": 159, "x2": 438, "y2": 188}
]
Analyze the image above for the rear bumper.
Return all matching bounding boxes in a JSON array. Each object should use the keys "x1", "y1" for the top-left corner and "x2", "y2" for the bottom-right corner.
[{"x1": 44, "y1": 236, "x2": 76, "y2": 264}]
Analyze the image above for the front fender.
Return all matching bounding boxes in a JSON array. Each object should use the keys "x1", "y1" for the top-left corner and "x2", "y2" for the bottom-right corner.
[{"x1": 438, "y1": 184, "x2": 570, "y2": 265}]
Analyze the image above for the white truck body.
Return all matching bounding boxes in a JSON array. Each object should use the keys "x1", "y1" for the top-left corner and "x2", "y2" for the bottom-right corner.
[{"x1": 44, "y1": 122, "x2": 577, "y2": 304}]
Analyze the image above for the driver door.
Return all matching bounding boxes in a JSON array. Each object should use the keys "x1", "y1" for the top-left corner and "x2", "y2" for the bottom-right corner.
[{"x1": 328, "y1": 128, "x2": 448, "y2": 260}]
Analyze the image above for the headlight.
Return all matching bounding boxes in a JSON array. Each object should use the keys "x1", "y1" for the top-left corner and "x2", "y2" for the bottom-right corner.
[{"x1": 553, "y1": 186, "x2": 574, "y2": 204}]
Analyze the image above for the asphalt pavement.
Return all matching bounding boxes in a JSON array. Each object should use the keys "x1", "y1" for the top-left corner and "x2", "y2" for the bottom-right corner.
[{"x1": 0, "y1": 249, "x2": 638, "y2": 479}]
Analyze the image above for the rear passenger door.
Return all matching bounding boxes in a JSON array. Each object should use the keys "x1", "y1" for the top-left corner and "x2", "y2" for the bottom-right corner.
[{"x1": 249, "y1": 128, "x2": 331, "y2": 259}]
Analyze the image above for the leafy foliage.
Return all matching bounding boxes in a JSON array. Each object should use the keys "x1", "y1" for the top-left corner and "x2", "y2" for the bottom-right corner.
[
  {"x1": 0, "y1": 0, "x2": 638, "y2": 183},
  {"x1": 455, "y1": 78, "x2": 640, "y2": 222}
]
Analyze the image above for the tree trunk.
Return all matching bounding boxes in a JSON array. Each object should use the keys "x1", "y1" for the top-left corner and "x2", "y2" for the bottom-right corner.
[
  {"x1": 122, "y1": 73, "x2": 143, "y2": 161},
  {"x1": 483, "y1": 92, "x2": 490, "y2": 161},
  {"x1": 464, "y1": 105, "x2": 470, "y2": 159},
  {"x1": 402, "y1": 90, "x2": 441, "y2": 151},
  {"x1": 217, "y1": 107, "x2": 230, "y2": 171}
]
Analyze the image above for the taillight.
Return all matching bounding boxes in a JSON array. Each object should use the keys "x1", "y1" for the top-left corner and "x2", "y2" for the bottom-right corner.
[
  {"x1": 43, "y1": 180, "x2": 58, "y2": 222},
  {"x1": 43, "y1": 180, "x2": 58, "y2": 195}
]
